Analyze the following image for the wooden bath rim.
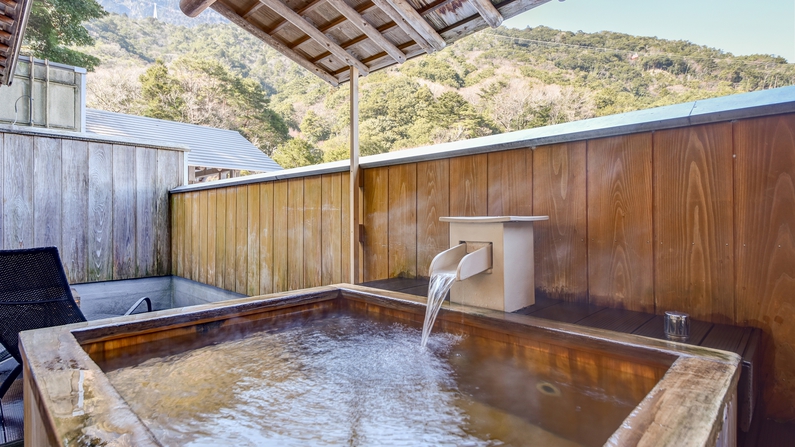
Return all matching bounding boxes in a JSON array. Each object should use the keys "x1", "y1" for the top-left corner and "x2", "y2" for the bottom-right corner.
[{"x1": 19, "y1": 284, "x2": 741, "y2": 447}]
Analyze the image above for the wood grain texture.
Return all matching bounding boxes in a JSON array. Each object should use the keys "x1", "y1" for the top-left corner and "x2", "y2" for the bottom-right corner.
[
  {"x1": 190, "y1": 192, "x2": 200, "y2": 282},
  {"x1": 734, "y1": 114, "x2": 795, "y2": 420},
  {"x1": 235, "y1": 186, "x2": 248, "y2": 294},
  {"x1": 532, "y1": 142, "x2": 588, "y2": 302},
  {"x1": 363, "y1": 167, "x2": 388, "y2": 281},
  {"x1": 417, "y1": 159, "x2": 449, "y2": 277},
  {"x1": 88, "y1": 143, "x2": 113, "y2": 281},
  {"x1": 487, "y1": 149, "x2": 532, "y2": 216},
  {"x1": 259, "y1": 182, "x2": 274, "y2": 294},
  {"x1": 304, "y1": 176, "x2": 322, "y2": 288},
  {"x1": 654, "y1": 124, "x2": 734, "y2": 323},
  {"x1": 198, "y1": 190, "x2": 209, "y2": 285},
  {"x1": 388, "y1": 163, "x2": 417, "y2": 278},
  {"x1": 450, "y1": 154, "x2": 488, "y2": 217},
  {"x1": 33, "y1": 137, "x2": 61, "y2": 248},
  {"x1": 272, "y1": 180, "x2": 289, "y2": 292},
  {"x1": 321, "y1": 173, "x2": 342, "y2": 285},
  {"x1": 206, "y1": 189, "x2": 217, "y2": 287},
  {"x1": 224, "y1": 187, "x2": 237, "y2": 290},
  {"x1": 182, "y1": 193, "x2": 192, "y2": 280},
  {"x1": 287, "y1": 178, "x2": 304, "y2": 290},
  {"x1": 587, "y1": 134, "x2": 654, "y2": 312},
  {"x1": 4, "y1": 134, "x2": 33, "y2": 249},
  {"x1": 215, "y1": 188, "x2": 226, "y2": 288},
  {"x1": 135, "y1": 147, "x2": 158, "y2": 278},
  {"x1": 156, "y1": 150, "x2": 180, "y2": 276},
  {"x1": 246, "y1": 184, "x2": 260, "y2": 296},
  {"x1": 172, "y1": 194, "x2": 183, "y2": 277},
  {"x1": 61, "y1": 139, "x2": 89, "y2": 283},
  {"x1": 341, "y1": 172, "x2": 351, "y2": 284},
  {"x1": 112, "y1": 145, "x2": 136, "y2": 280}
]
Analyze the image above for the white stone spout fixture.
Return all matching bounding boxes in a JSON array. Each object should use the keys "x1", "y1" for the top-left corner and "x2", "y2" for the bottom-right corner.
[{"x1": 430, "y1": 216, "x2": 549, "y2": 312}]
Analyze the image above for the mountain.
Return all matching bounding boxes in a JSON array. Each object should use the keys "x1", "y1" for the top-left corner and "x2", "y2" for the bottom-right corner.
[
  {"x1": 96, "y1": 0, "x2": 228, "y2": 25},
  {"x1": 79, "y1": 12, "x2": 795, "y2": 167}
]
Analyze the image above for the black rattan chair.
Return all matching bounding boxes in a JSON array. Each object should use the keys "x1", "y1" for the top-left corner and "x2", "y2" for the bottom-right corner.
[{"x1": 0, "y1": 247, "x2": 151, "y2": 399}]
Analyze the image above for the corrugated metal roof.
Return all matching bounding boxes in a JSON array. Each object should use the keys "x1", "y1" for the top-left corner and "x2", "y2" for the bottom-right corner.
[{"x1": 85, "y1": 108, "x2": 282, "y2": 172}]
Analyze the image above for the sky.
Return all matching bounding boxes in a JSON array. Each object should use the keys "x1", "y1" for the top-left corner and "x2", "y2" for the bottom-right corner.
[{"x1": 505, "y1": 0, "x2": 795, "y2": 62}]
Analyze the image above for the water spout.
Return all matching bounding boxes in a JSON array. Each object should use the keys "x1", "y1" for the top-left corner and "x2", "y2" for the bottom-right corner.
[{"x1": 421, "y1": 242, "x2": 492, "y2": 347}]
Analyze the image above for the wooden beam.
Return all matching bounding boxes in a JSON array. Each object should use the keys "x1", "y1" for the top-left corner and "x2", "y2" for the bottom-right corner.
[
  {"x1": 349, "y1": 66, "x2": 361, "y2": 284},
  {"x1": 211, "y1": 2, "x2": 340, "y2": 85},
  {"x1": 180, "y1": 0, "x2": 217, "y2": 17},
  {"x1": 268, "y1": 0, "x2": 327, "y2": 35},
  {"x1": 371, "y1": 0, "x2": 432, "y2": 53},
  {"x1": 469, "y1": 0, "x2": 502, "y2": 27},
  {"x1": 258, "y1": 0, "x2": 370, "y2": 75},
  {"x1": 285, "y1": 2, "x2": 379, "y2": 50},
  {"x1": 326, "y1": 0, "x2": 406, "y2": 63},
  {"x1": 381, "y1": 0, "x2": 445, "y2": 51},
  {"x1": 418, "y1": 0, "x2": 456, "y2": 15},
  {"x1": 242, "y1": 1, "x2": 266, "y2": 18}
]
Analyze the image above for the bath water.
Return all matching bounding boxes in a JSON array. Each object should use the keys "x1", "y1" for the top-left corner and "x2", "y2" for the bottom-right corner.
[
  {"x1": 106, "y1": 314, "x2": 662, "y2": 446},
  {"x1": 421, "y1": 270, "x2": 457, "y2": 347}
]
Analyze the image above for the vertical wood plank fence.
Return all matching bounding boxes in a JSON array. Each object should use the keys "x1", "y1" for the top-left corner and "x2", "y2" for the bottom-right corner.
[
  {"x1": 171, "y1": 110, "x2": 795, "y2": 421},
  {"x1": 0, "y1": 129, "x2": 184, "y2": 284}
]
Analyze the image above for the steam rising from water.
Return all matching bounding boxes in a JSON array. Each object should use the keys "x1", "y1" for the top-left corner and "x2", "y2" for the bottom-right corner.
[{"x1": 108, "y1": 317, "x2": 494, "y2": 446}]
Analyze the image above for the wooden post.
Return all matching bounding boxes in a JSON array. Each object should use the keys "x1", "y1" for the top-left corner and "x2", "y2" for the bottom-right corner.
[{"x1": 349, "y1": 66, "x2": 361, "y2": 284}]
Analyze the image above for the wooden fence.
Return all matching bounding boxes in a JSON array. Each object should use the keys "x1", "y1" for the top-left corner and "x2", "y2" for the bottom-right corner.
[
  {"x1": 0, "y1": 129, "x2": 184, "y2": 283},
  {"x1": 171, "y1": 112, "x2": 795, "y2": 420}
]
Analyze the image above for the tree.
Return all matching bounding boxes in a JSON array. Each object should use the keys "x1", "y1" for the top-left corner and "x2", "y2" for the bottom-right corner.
[
  {"x1": 272, "y1": 138, "x2": 323, "y2": 168},
  {"x1": 139, "y1": 60, "x2": 185, "y2": 121},
  {"x1": 25, "y1": 0, "x2": 106, "y2": 70}
]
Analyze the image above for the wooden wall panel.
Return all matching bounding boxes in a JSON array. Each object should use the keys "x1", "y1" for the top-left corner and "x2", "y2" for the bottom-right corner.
[
  {"x1": 224, "y1": 188, "x2": 237, "y2": 290},
  {"x1": 215, "y1": 188, "x2": 227, "y2": 289},
  {"x1": 87, "y1": 143, "x2": 113, "y2": 281},
  {"x1": 341, "y1": 172, "x2": 351, "y2": 283},
  {"x1": 169, "y1": 194, "x2": 185, "y2": 276},
  {"x1": 321, "y1": 173, "x2": 342, "y2": 285},
  {"x1": 156, "y1": 150, "x2": 180, "y2": 275},
  {"x1": 304, "y1": 176, "x2": 322, "y2": 288},
  {"x1": 135, "y1": 147, "x2": 158, "y2": 278},
  {"x1": 259, "y1": 182, "x2": 274, "y2": 294},
  {"x1": 532, "y1": 142, "x2": 588, "y2": 302},
  {"x1": 388, "y1": 163, "x2": 417, "y2": 278},
  {"x1": 287, "y1": 179, "x2": 304, "y2": 290},
  {"x1": 198, "y1": 190, "x2": 209, "y2": 285},
  {"x1": 272, "y1": 181, "x2": 289, "y2": 292},
  {"x1": 4, "y1": 134, "x2": 33, "y2": 249},
  {"x1": 33, "y1": 137, "x2": 61, "y2": 249},
  {"x1": 246, "y1": 184, "x2": 260, "y2": 296},
  {"x1": 654, "y1": 124, "x2": 734, "y2": 323},
  {"x1": 417, "y1": 159, "x2": 449, "y2": 277},
  {"x1": 488, "y1": 149, "x2": 533, "y2": 216},
  {"x1": 235, "y1": 186, "x2": 248, "y2": 294},
  {"x1": 112, "y1": 145, "x2": 136, "y2": 280},
  {"x1": 61, "y1": 139, "x2": 89, "y2": 283},
  {"x1": 363, "y1": 167, "x2": 388, "y2": 281},
  {"x1": 587, "y1": 134, "x2": 654, "y2": 312},
  {"x1": 735, "y1": 115, "x2": 795, "y2": 420},
  {"x1": 450, "y1": 154, "x2": 488, "y2": 217},
  {"x1": 206, "y1": 189, "x2": 217, "y2": 287},
  {"x1": 190, "y1": 192, "x2": 200, "y2": 282}
]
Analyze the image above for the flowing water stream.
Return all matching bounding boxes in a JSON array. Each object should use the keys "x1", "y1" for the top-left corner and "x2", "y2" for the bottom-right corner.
[{"x1": 420, "y1": 270, "x2": 457, "y2": 347}]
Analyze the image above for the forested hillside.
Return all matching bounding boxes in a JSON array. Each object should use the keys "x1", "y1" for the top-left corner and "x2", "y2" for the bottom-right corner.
[{"x1": 81, "y1": 12, "x2": 795, "y2": 167}]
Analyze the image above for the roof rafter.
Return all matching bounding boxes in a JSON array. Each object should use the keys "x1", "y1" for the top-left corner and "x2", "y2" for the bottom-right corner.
[
  {"x1": 267, "y1": 0, "x2": 327, "y2": 35},
  {"x1": 468, "y1": 0, "x2": 502, "y2": 28},
  {"x1": 211, "y1": 2, "x2": 341, "y2": 85},
  {"x1": 257, "y1": 0, "x2": 371, "y2": 74},
  {"x1": 325, "y1": 0, "x2": 405, "y2": 63},
  {"x1": 370, "y1": 0, "x2": 432, "y2": 53},
  {"x1": 381, "y1": 0, "x2": 445, "y2": 51}
]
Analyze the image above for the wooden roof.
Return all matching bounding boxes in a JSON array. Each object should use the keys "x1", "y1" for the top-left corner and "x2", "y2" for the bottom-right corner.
[
  {"x1": 0, "y1": 0, "x2": 32, "y2": 85},
  {"x1": 181, "y1": 0, "x2": 550, "y2": 85}
]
